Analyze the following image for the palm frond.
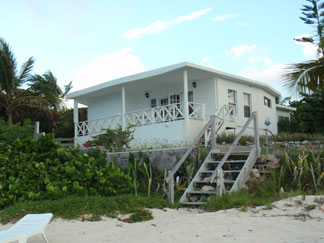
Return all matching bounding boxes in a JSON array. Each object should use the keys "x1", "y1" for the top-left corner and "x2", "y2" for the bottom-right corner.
[
  {"x1": 0, "y1": 38, "x2": 17, "y2": 94},
  {"x1": 283, "y1": 57, "x2": 324, "y2": 95},
  {"x1": 18, "y1": 57, "x2": 34, "y2": 84},
  {"x1": 62, "y1": 81, "x2": 72, "y2": 97}
]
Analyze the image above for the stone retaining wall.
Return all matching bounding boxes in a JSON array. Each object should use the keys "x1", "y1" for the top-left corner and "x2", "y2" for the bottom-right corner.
[
  {"x1": 272, "y1": 140, "x2": 324, "y2": 150},
  {"x1": 106, "y1": 147, "x2": 198, "y2": 172}
]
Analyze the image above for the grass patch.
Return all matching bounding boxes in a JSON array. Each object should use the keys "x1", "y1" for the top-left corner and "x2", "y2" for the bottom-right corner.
[
  {"x1": 263, "y1": 204, "x2": 273, "y2": 210},
  {"x1": 314, "y1": 197, "x2": 324, "y2": 205},
  {"x1": 127, "y1": 209, "x2": 153, "y2": 223},
  {"x1": 203, "y1": 184, "x2": 305, "y2": 212},
  {"x1": 0, "y1": 193, "x2": 170, "y2": 224}
]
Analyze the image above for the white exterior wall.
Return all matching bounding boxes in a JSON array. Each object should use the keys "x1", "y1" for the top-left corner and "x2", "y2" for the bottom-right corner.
[
  {"x1": 277, "y1": 109, "x2": 291, "y2": 119},
  {"x1": 87, "y1": 92, "x2": 122, "y2": 121},
  {"x1": 216, "y1": 77, "x2": 278, "y2": 135},
  {"x1": 131, "y1": 120, "x2": 186, "y2": 146},
  {"x1": 192, "y1": 78, "x2": 217, "y2": 119}
]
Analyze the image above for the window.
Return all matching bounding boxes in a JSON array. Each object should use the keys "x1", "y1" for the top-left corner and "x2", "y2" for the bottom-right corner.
[
  {"x1": 169, "y1": 94, "x2": 180, "y2": 104},
  {"x1": 228, "y1": 89, "x2": 237, "y2": 115},
  {"x1": 243, "y1": 93, "x2": 251, "y2": 118},
  {"x1": 188, "y1": 91, "x2": 194, "y2": 115},
  {"x1": 188, "y1": 91, "x2": 193, "y2": 102},
  {"x1": 160, "y1": 98, "x2": 168, "y2": 106},
  {"x1": 150, "y1": 99, "x2": 157, "y2": 108},
  {"x1": 264, "y1": 96, "x2": 271, "y2": 108},
  {"x1": 278, "y1": 115, "x2": 288, "y2": 121}
]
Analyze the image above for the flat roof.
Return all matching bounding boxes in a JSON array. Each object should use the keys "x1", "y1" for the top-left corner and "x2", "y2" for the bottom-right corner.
[
  {"x1": 276, "y1": 104, "x2": 296, "y2": 112},
  {"x1": 67, "y1": 62, "x2": 281, "y2": 99}
]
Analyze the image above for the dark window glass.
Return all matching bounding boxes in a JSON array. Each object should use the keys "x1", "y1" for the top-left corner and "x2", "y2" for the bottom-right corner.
[
  {"x1": 150, "y1": 99, "x2": 156, "y2": 108},
  {"x1": 243, "y1": 93, "x2": 251, "y2": 117},
  {"x1": 264, "y1": 97, "x2": 271, "y2": 108}
]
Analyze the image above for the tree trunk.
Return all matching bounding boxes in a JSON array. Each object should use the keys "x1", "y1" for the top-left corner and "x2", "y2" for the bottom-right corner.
[
  {"x1": 52, "y1": 126, "x2": 56, "y2": 138},
  {"x1": 7, "y1": 111, "x2": 13, "y2": 126}
]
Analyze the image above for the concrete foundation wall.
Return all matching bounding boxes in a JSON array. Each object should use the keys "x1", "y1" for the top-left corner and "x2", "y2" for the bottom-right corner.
[{"x1": 106, "y1": 147, "x2": 198, "y2": 172}]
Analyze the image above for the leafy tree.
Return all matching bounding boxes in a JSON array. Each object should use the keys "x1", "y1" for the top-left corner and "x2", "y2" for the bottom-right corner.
[
  {"x1": 56, "y1": 107, "x2": 87, "y2": 138},
  {"x1": 0, "y1": 38, "x2": 47, "y2": 125},
  {"x1": 285, "y1": 89, "x2": 324, "y2": 133},
  {"x1": 284, "y1": 0, "x2": 324, "y2": 94},
  {"x1": 29, "y1": 71, "x2": 72, "y2": 136}
]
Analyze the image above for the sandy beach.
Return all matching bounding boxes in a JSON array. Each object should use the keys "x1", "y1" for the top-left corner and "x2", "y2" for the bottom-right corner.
[{"x1": 1, "y1": 195, "x2": 324, "y2": 243}]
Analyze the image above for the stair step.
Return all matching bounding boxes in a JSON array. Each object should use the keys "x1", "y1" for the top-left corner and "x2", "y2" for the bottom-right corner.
[
  {"x1": 194, "y1": 179, "x2": 235, "y2": 184},
  {"x1": 200, "y1": 170, "x2": 241, "y2": 174},
  {"x1": 207, "y1": 160, "x2": 246, "y2": 164},
  {"x1": 182, "y1": 201, "x2": 206, "y2": 206},
  {"x1": 212, "y1": 151, "x2": 251, "y2": 154},
  {"x1": 187, "y1": 190, "x2": 218, "y2": 194}
]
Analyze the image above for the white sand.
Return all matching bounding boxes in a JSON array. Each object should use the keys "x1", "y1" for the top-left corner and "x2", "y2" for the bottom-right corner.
[{"x1": 1, "y1": 195, "x2": 324, "y2": 243}]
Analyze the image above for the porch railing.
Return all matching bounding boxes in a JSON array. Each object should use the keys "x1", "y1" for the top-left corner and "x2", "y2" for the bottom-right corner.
[{"x1": 77, "y1": 102, "x2": 205, "y2": 136}]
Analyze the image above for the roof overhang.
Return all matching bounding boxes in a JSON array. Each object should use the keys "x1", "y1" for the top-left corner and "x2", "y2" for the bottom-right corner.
[
  {"x1": 276, "y1": 104, "x2": 296, "y2": 112},
  {"x1": 67, "y1": 62, "x2": 281, "y2": 101}
]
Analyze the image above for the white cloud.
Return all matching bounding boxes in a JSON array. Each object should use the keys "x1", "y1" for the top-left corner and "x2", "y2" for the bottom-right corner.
[
  {"x1": 123, "y1": 20, "x2": 167, "y2": 40},
  {"x1": 237, "y1": 63, "x2": 287, "y2": 90},
  {"x1": 247, "y1": 56, "x2": 273, "y2": 66},
  {"x1": 72, "y1": 48, "x2": 146, "y2": 92},
  {"x1": 213, "y1": 14, "x2": 238, "y2": 22},
  {"x1": 226, "y1": 44, "x2": 273, "y2": 66},
  {"x1": 123, "y1": 8, "x2": 211, "y2": 40},
  {"x1": 174, "y1": 8, "x2": 212, "y2": 23},
  {"x1": 226, "y1": 44, "x2": 257, "y2": 57},
  {"x1": 226, "y1": 44, "x2": 287, "y2": 91},
  {"x1": 202, "y1": 56, "x2": 209, "y2": 63},
  {"x1": 294, "y1": 34, "x2": 318, "y2": 59}
]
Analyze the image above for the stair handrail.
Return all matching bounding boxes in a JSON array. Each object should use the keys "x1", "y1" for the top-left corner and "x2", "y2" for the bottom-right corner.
[
  {"x1": 209, "y1": 111, "x2": 260, "y2": 183},
  {"x1": 165, "y1": 105, "x2": 227, "y2": 185}
]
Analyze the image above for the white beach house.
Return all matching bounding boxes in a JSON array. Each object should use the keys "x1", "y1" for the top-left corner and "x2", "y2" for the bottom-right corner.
[{"x1": 67, "y1": 62, "x2": 293, "y2": 146}]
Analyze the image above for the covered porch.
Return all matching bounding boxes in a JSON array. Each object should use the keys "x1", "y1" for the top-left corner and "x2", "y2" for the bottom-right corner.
[{"x1": 68, "y1": 63, "x2": 219, "y2": 145}]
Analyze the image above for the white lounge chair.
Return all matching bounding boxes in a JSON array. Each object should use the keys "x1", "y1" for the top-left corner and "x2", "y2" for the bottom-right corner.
[{"x1": 0, "y1": 213, "x2": 53, "y2": 243}]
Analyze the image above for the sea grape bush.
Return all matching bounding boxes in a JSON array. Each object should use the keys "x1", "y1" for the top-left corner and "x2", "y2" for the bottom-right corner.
[
  {"x1": 0, "y1": 134, "x2": 132, "y2": 208},
  {"x1": 0, "y1": 119, "x2": 34, "y2": 144},
  {"x1": 83, "y1": 126, "x2": 134, "y2": 152}
]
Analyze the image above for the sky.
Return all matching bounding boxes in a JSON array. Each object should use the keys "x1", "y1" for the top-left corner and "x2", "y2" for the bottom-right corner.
[{"x1": 0, "y1": 0, "x2": 318, "y2": 99}]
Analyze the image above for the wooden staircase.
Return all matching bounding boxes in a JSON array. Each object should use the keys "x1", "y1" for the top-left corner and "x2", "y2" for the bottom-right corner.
[
  {"x1": 180, "y1": 148, "x2": 258, "y2": 205},
  {"x1": 165, "y1": 106, "x2": 260, "y2": 205}
]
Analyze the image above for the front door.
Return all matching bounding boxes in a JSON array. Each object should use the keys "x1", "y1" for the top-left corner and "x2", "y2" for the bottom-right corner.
[{"x1": 168, "y1": 93, "x2": 181, "y2": 119}]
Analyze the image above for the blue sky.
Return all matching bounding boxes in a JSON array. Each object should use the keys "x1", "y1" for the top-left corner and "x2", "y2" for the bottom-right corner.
[{"x1": 0, "y1": 0, "x2": 317, "y2": 96}]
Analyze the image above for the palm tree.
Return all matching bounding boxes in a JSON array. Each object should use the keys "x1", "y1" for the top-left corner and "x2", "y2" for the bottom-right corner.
[
  {"x1": 284, "y1": 0, "x2": 324, "y2": 94},
  {"x1": 0, "y1": 38, "x2": 47, "y2": 125},
  {"x1": 284, "y1": 58, "x2": 324, "y2": 94},
  {"x1": 29, "y1": 71, "x2": 72, "y2": 136}
]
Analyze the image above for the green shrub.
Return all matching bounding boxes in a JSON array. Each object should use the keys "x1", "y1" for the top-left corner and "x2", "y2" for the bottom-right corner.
[
  {"x1": 216, "y1": 132, "x2": 254, "y2": 145},
  {"x1": 0, "y1": 134, "x2": 132, "y2": 208},
  {"x1": 0, "y1": 119, "x2": 34, "y2": 144},
  {"x1": 83, "y1": 126, "x2": 134, "y2": 152}
]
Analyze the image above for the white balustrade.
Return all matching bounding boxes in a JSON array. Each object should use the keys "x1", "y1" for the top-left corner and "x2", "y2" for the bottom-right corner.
[
  {"x1": 204, "y1": 105, "x2": 235, "y2": 146},
  {"x1": 77, "y1": 102, "x2": 205, "y2": 137}
]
